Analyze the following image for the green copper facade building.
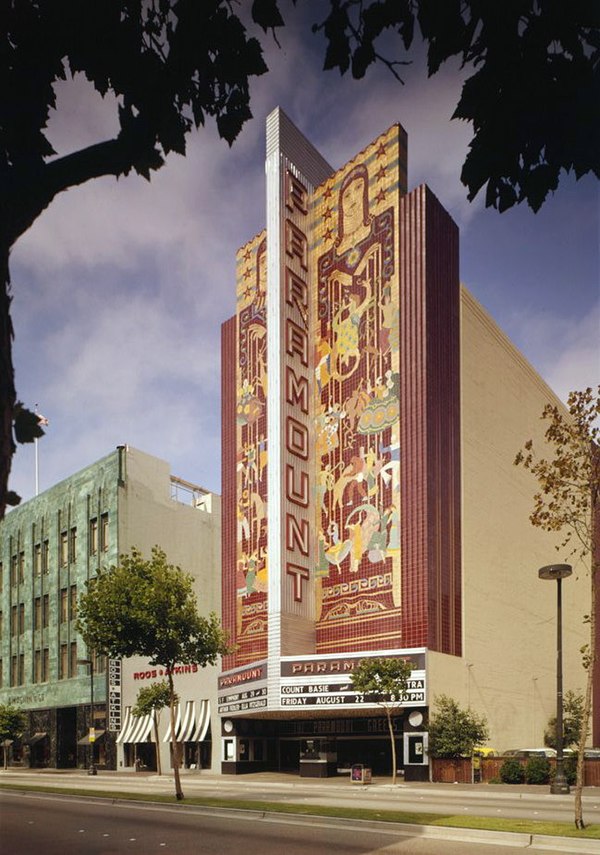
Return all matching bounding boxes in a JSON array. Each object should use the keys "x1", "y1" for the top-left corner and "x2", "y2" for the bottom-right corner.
[{"x1": 0, "y1": 445, "x2": 220, "y2": 770}]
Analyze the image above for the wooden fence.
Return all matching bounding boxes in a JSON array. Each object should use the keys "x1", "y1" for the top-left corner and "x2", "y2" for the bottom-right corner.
[{"x1": 431, "y1": 756, "x2": 600, "y2": 786}]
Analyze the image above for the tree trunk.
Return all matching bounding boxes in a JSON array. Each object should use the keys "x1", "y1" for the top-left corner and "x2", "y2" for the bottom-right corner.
[
  {"x1": 154, "y1": 713, "x2": 162, "y2": 776},
  {"x1": 167, "y1": 671, "x2": 184, "y2": 800},
  {"x1": 386, "y1": 708, "x2": 397, "y2": 785},
  {"x1": 574, "y1": 557, "x2": 597, "y2": 829},
  {"x1": 0, "y1": 243, "x2": 16, "y2": 520}
]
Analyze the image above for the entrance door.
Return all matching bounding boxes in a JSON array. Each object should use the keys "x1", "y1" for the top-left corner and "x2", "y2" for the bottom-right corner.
[
  {"x1": 56, "y1": 707, "x2": 77, "y2": 768},
  {"x1": 279, "y1": 739, "x2": 300, "y2": 772}
]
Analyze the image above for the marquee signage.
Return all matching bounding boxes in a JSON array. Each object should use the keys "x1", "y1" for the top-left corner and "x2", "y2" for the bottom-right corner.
[
  {"x1": 107, "y1": 658, "x2": 121, "y2": 733},
  {"x1": 280, "y1": 675, "x2": 425, "y2": 708},
  {"x1": 218, "y1": 686, "x2": 268, "y2": 715},
  {"x1": 281, "y1": 651, "x2": 425, "y2": 676},
  {"x1": 218, "y1": 664, "x2": 266, "y2": 690},
  {"x1": 279, "y1": 650, "x2": 426, "y2": 711}
]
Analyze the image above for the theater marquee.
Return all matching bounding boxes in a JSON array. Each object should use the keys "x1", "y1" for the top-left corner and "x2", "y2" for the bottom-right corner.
[{"x1": 280, "y1": 650, "x2": 426, "y2": 710}]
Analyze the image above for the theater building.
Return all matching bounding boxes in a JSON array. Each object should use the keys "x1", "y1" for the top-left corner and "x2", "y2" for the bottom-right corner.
[
  {"x1": 219, "y1": 108, "x2": 595, "y2": 777},
  {"x1": 0, "y1": 446, "x2": 221, "y2": 771}
]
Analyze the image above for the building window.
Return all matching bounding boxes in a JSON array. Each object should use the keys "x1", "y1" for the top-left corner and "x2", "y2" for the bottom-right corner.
[
  {"x1": 34, "y1": 543, "x2": 42, "y2": 577},
  {"x1": 0, "y1": 561, "x2": 3, "y2": 592},
  {"x1": 42, "y1": 648, "x2": 49, "y2": 682},
  {"x1": 69, "y1": 526, "x2": 77, "y2": 562},
  {"x1": 60, "y1": 531, "x2": 68, "y2": 567},
  {"x1": 93, "y1": 651, "x2": 106, "y2": 674},
  {"x1": 18, "y1": 552, "x2": 24, "y2": 584},
  {"x1": 89, "y1": 518, "x2": 98, "y2": 555},
  {"x1": 59, "y1": 644, "x2": 68, "y2": 679},
  {"x1": 60, "y1": 588, "x2": 68, "y2": 623},
  {"x1": 18, "y1": 654, "x2": 24, "y2": 685},
  {"x1": 10, "y1": 656, "x2": 17, "y2": 687},
  {"x1": 0, "y1": 658, "x2": 3, "y2": 688},
  {"x1": 10, "y1": 555, "x2": 17, "y2": 587},
  {"x1": 34, "y1": 597, "x2": 41, "y2": 631},
  {"x1": 0, "y1": 611, "x2": 2, "y2": 636},
  {"x1": 18, "y1": 603, "x2": 25, "y2": 635},
  {"x1": 70, "y1": 642, "x2": 78, "y2": 676},
  {"x1": 42, "y1": 539, "x2": 49, "y2": 574},
  {"x1": 34, "y1": 650, "x2": 42, "y2": 683},
  {"x1": 69, "y1": 585, "x2": 77, "y2": 620},
  {"x1": 10, "y1": 605, "x2": 17, "y2": 637},
  {"x1": 42, "y1": 594, "x2": 49, "y2": 628},
  {"x1": 100, "y1": 513, "x2": 109, "y2": 552}
]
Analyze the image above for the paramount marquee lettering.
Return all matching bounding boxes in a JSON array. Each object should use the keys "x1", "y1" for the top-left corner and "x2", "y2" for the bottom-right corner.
[
  {"x1": 283, "y1": 171, "x2": 311, "y2": 604},
  {"x1": 218, "y1": 665, "x2": 265, "y2": 690}
]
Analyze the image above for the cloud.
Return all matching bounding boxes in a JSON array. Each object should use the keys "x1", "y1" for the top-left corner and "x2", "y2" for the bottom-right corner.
[{"x1": 505, "y1": 300, "x2": 600, "y2": 404}]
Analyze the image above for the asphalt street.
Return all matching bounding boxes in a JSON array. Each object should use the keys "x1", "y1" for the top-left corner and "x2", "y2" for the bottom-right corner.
[
  {"x1": 1, "y1": 769, "x2": 599, "y2": 853},
  {"x1": 0, "y1": 790, "x2": 595, "y2": 855}
]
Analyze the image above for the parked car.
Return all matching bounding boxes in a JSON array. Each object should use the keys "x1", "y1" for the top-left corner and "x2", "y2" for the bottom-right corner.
[
  {"x1": 502, "y1": 748, "x2": 557, "y2": 758},
  {"x1": 473, "y1": 746, "x2": 497, "y2": 758}
]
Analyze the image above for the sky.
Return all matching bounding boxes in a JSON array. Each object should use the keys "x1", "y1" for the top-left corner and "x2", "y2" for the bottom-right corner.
[{"x1": 8, "y1": 4, "x2": 599, "y2": 505}]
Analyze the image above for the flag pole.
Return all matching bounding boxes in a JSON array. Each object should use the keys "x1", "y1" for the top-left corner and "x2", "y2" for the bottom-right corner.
[{"x1": 35, "y1": 402, "x2": 39, "y2": 496}]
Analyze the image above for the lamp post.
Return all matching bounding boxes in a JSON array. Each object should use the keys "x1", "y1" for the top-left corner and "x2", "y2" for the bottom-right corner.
[
  {"x1": 538, "y1": 563, "x2": 572, "y2": 795},
  {"x1": 77, "y1": 656, "x2": 97, "y2": 776}
]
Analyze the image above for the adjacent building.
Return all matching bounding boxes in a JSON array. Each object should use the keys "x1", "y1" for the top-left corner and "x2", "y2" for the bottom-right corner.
[
  {"x1": 0, "y1": 446, "x2": 221, "y2": 771},
  {"x1": 218, "y1": 108, "x2": 596, "y2": 777}
]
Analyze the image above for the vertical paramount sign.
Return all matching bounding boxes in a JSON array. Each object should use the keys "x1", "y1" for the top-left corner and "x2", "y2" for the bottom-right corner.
[{"x1": 266, "y1": 110, "x2": 333, "y2": 659}]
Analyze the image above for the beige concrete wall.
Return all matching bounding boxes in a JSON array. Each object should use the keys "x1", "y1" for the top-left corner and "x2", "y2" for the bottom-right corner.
[
  {"x1": 116, "y1": 447, "x2": 222, "y2": 770},
  {"x1": 436, "y1": 289, "x2": 590, "y2": 752}
]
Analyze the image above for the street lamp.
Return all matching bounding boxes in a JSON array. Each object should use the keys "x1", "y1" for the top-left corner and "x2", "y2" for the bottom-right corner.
[
  {"x1": 538, "y1": 563, "x2": 572, "y2": 795},
  {"x1": 77, "y1": 656, "x2": 97, "y2": 776}
]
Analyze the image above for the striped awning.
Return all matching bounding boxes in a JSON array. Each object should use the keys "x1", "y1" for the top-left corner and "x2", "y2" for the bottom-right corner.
[
  {"x1": 116, "y1": 707, "x2": 155, "y2": 744},
  {"x1": 163, "y1": 700, "x2": 210, "y2": 743}
]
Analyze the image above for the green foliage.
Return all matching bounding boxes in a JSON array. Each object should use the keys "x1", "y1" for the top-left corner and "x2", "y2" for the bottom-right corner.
[
  {"x1": 515, "y1": 387, "x2": 599, "y2": 828},
  {"x1": 0, "y1": 704, "x2": 26, "y2": 742},
  {"x1": 77, "y1": 545, "x2": 229, "y2": 799},
  {"x1": 77, "y1": 545, "x2": 229, "y2": 668},
  {"x1": 544, "y1": 690, "x2": 585, "y2": 750},
  {"x1": 427, "y1": 695, "x2": 489, "y2": 759},
  {"x1": 525, "y1": 755, "x2": 551, "y2": 785},
  {"x1": 132, "y1": 680, "x2": 173, "y2": 718},
  {"x1": 313, "y1": 1, "x2": 600, "y2": 213},
  {"x1": 351, "y1": 657, "x2": 412, "y2": 708},
  {"x1": 351, "y1": 656, "x2": 412, "y2": 785},
  {"x1": 500, "y1": 757, "x2": 525, "y2": 784}
]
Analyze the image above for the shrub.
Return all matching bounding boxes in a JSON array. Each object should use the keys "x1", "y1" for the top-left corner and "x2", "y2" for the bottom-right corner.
[
  {"x1": 525, "y1": 755, "x2": 550, "y2": 784},
  {"x1": 500, "y1": 757, "x2": 525, "y2": 784}
]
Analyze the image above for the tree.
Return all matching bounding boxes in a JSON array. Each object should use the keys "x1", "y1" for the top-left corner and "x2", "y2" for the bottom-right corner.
[
  {"x1": 350, "y1": 656, "x2": 412, "y2": 784},
  {"x1": 313, "y1": 1, "x2": 600, "y2": 212},
  {"x1": 544, "y1": 690, "x2": 585, "y2": 751},
  {"x1": 76, "y1": 545, "x2": 229, "y2": 800},
  {"x1": 0, "y1": 0, "x2": 279, "y2": 517},
  {"x1": 515, "y1": 386, "x2": 599, "y2": 829},
  {"x1": 3, "y1": 2, "x2": 597, "y2": 516},
  {"x1": 132, "y1": 680, "x2": 173, "y2": 776},
  {"x1": 0, "y1": 703, "x2": 26, "y2": 770},
  {"x1": 427, "y1": 695, "x2": 489, "y2": 763}
]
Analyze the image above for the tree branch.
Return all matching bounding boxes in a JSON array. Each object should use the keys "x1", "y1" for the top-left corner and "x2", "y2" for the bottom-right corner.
[{"x1": 2, "y1": 125, "x2": 163, "y2": 250}]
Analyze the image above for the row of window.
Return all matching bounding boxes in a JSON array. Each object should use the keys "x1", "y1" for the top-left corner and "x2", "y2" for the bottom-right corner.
[
  {"x1": 1, "y1": 514, "x2": 109, "y2": 588},
  {"x1": 2, "y1": 586, "x2": 78, "y2": 638},
  {"x1": 0, "y1": 649, "x2": 106, "y2": 688}
]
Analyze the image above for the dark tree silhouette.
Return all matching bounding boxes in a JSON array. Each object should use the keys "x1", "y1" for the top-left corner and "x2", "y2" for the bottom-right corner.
[{"x1": 2, "y1": 1, "x2": 598, "y2": 515}]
